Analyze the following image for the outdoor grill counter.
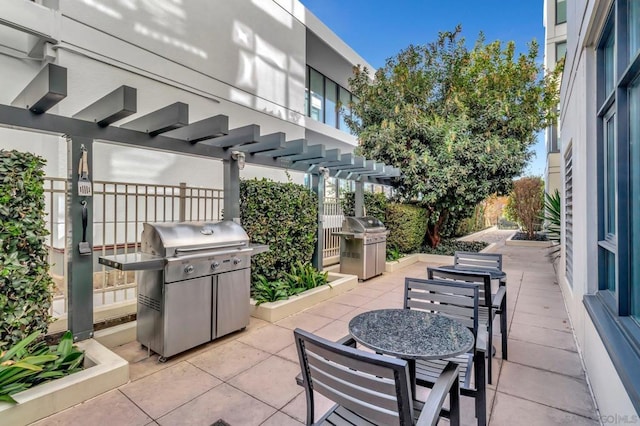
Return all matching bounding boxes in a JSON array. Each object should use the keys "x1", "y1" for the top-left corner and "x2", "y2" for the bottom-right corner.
[
  {"x1": 335, "y1": 216, "x2": 388, "y2": 280},
  {"x1": 99, "y1": 221, "x2": 268, "y2": 361}
]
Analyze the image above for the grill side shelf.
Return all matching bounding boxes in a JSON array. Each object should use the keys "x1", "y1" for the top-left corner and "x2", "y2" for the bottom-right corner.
[{"x1": 98, "y1": 253, "x2": 166, "y2": 271}]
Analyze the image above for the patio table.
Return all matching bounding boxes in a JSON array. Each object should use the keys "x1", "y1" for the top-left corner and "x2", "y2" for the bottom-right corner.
[{"x1": 348, "y1": 309, "x2": 474, "y2": 394}]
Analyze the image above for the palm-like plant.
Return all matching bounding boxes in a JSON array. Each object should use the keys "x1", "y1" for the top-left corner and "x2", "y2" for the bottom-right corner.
[{"x1": 541, "y1": 189, "x2": 561, "y2": 259}]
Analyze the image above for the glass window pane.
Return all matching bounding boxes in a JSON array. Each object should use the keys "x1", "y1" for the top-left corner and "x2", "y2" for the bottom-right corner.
[
  {"x1": 603, "y1": 248, "x2": 616, "y2": 292},
  {"x1": 338, "y1": 87, "x2": 351, "y2": 132},
  {"x1": 605, "y1": 112, "x2": 616, "y2": 235},
  {"x1": 310, "y1": 68, "x2": 324, "y2": 122},
  {"x1": 304, "y1": 67, "x2": 309, "y2": 117},
  {"x1": 325, "y1": 79, "x2": 338, "y2": 128},
  {"x1": 604, "y1": 31, "x2": 615, "y2": 96},
  {"x1": 631, "y1": 0, "x2": 640, "y2": 59},
  {"x1": 630, "y1": 80, "x2": 640, "y2": 318},
  {"x1": 556, "y1": 0, "x2": 567, "y2": 24},
  {"x1": 556, "y1": 42, "x2": 567, "y2": 62}
]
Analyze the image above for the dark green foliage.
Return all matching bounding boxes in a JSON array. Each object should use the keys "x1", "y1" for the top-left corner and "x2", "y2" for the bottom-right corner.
[
  {"x1": 341, "y1": 192, "x2": 388, "y2": 221},
  {"x1": 240, "y1": 178, "x2": 318, "y2": 283},
  {"x1": 0, "y1": 150, "x2": 53, "y2": 349},
  {"x1": 541, "y1": 189, "x2": 561, "y2": 243},
  {"x1": 0, "y1": 331, "x2": 84, "y2": 403},
  {"x1": 386, "y1": 246, "x2": 403, "y2": 261},
  {"x1": 284, "y1": 261, "x2": 328, "y2": 293},
  {"x1": 251, "y1": 262, "x2": 329, "y2": 306},
  {"x1": 421, "y1": 240, "x2": 488, "y2": 256},
  {"x1": 385, "y1": 203, "x2": 428, "y2": 253},
  {"x1": 346, "y1": 27, "x2": 561, "y2": 247},
  {"x1": 455, "y1": 204, "x2": 487, "y2": 237}
]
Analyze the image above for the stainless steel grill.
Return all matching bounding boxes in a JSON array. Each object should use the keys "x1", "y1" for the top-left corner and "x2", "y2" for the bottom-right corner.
[
  {"x1": 99, "y1": 221, "x2": 266, "y2": 361},
  {"x1": 334, "y1": 216, "x2": 388, "y2": 280}
]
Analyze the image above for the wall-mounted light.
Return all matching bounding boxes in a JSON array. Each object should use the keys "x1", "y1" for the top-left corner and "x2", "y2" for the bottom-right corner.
[
  {"x1": 318, "y1": 167, "x2": 330, "y2": 179},
  {"x1": 231, "y1": 150, "x2": 246, "y2": 170}
]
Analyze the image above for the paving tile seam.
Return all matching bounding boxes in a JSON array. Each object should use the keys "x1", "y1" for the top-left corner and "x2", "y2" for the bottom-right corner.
[
  {"x1": 117, "y1": 388, "x2": 158, "y2": 422},
  {"x1": 260, "y1": 411, "x2": 300, "y2": 426},
  {"x1": 493, "y1": 390, "x2": 600, "y2": 421},
  {"x1": 510, "y1": 320, "x2": 575, "y2": 334},
  {"x1": 225, "y1": 380, "x2": 304, "y2": 412},
  {"x1": 503, "y1": 359, "x2": 586, "y2": 380},
  {"x1": 184, "y1": 358, "x2": 230, "y2": 382},
  {"x1": 507, "y1": 336, "x2": 578, "y2": 353}
]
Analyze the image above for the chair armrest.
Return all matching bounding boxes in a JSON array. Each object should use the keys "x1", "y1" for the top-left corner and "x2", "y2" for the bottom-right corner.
[
  {"x1": 416, "y1": 362, "x2": 460, "y2": 426},
  {"x1": 476, "y1": 328, "x2": 488, "y2": 353},
  {"x1": 295, "y1": 335, "x2": 355, "y2": 386},
  {"x1": 492, "y1": 286, "x2": 507, "y2": 310}
]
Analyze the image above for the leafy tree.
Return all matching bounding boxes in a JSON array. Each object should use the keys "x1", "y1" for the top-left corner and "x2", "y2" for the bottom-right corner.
[
  {"x1": 345, "y1": 27, "x2": 561, "y2": 246},
  {"x1": 507, "y1": 176, "x2": 545, "y2": 239}
]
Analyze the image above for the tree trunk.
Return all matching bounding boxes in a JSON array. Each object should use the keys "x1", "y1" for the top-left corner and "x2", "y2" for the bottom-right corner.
[{"x1": 425, "y1": 209, "x2": 448, "y2": 248}]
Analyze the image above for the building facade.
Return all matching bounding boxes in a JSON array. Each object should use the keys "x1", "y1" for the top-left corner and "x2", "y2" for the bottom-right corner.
[
  {"x1": 544, "y1": 0, "x2": 567, "y2": 195},
  {"x1": 559, "y1": 0, "x2": 639, "y2": 416}
]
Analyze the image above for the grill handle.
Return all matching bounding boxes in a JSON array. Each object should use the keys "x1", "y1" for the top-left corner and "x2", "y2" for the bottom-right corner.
[
  {"x1": 170, "y1": 247, "x2": 253, "y2": 262},
  {"x1": 174, "y1": 242, "x2": 246, "y2": 255}
]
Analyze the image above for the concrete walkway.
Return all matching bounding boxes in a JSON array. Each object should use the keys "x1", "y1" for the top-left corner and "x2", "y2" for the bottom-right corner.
[{"x1": 33, "y1": 238, "x2": 599, "y2": 425}]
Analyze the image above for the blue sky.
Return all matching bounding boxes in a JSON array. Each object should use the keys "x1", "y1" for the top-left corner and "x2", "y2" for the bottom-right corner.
[{"x1": 300, "y1": 0, "x2": 547, "y2": 177}]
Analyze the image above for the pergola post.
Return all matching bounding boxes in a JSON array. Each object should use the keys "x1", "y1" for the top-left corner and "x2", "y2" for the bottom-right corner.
[
  {"x1": 66, "y1": 136, "x2": 94, "y2": 342},
  {"x1": 223, "y1": 158, "x2": 241, "y2": 223},
  {"x1": 355, "y1": 180, "x2": 365, "y2": 217},
  {"x1": 311, "y1": 172, "x2": 325, "y2": 270}
]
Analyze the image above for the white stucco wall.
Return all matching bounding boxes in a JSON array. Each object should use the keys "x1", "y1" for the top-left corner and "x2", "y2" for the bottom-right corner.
[{"x1": 557, "y1": 0, "x2": 636, "y2": 416}]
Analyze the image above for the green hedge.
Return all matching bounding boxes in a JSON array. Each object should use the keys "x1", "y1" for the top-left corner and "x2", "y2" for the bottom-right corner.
[
  {"x1": 385, "y1": 203, "x2": 428, "y2": 253},
  {"x1": 341, "y1": 192, "x2": 388, "y2": 222},
  {"x1": 240, "y1": 179, "x2": 318, "y2": 283},
  {"x1": 0, "y1": 150, "x2": 53, "y2": 349}
]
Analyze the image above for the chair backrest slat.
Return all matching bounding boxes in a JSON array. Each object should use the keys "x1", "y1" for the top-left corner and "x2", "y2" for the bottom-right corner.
[
  {"x1": 404, "y1": 277, "x2": 479, "y2": 338},
  {"x1": 454, "y1": 251, "x2": 502, "y2": 271},
  {"x1": 427, "y1": 267, "x2": 492, "y2": 309},
  {"x1": 294, "y1": 329, "x2": 414, "y2": 426}
]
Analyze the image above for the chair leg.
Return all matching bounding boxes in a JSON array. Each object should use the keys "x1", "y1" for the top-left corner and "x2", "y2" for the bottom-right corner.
[
  {"x1": 449, "y1": 377, "x2": 461, "y2": 426},
  {"x1": 474, "y1": 350, "x2": 487, "y2": 426},
  {"x1": 487, "y1": 330, "x2": 493, "y2": 385},
  {"x1": 501, "y1": 298, "x2": 508, "y2": 360}
]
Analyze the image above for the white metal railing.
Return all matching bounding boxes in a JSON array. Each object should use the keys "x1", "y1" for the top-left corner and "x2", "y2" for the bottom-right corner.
[{"x1": 44, "y1": 178, "x2": 224, "y2": 317}]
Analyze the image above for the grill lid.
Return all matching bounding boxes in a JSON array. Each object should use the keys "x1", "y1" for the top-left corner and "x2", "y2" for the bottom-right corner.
[
  {"x1": 343, "y1": 216, "x2": 386, "y2": 234},
  {"x1": 142, "y1": 221, "x2": 249, "y2": 257}
]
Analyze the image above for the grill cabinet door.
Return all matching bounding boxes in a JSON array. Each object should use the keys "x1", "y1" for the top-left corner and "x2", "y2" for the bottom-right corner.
[
  {"x1": 215, "y1": 268, "x2": 250, "y2": 338},
  {"x1": 163, "y1": 276, "x2": 212, "y2": 358}
]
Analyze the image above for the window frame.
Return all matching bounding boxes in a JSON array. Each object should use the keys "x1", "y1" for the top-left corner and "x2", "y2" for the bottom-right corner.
[{"x1": 586, "y1": 0, "x2": 640, "y2": 413}]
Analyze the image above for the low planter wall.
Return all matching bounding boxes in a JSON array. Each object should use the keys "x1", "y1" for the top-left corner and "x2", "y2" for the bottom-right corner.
[
  {"x1": 384, "y1": 243, "x2": 496, "y2": 272},
  {"x1": 0, "y1": 339, "x2": 129, "y2": 426},
  {"x1": 505, "y1": 234, "x2": 552, "y2": 247},
  {"x1": 250, "y1": 272, "x2": 358, "y2": 322}
]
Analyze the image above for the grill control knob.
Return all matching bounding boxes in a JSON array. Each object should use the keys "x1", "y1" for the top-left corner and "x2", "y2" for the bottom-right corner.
[
  {"x1": 211, "y1": 261, "x2": 220, "y2": 270},
  {"x1": 184, "y1": 265, "x2": 195, "y2": 274},
  {"x1": 233, "y1": 258, "x2": 242, "y2": 265}
]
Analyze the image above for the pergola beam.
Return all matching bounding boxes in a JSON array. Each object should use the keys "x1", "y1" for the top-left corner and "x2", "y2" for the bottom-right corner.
[
  {"x1": 120, "y1": 102, "x2": 189, "y2": 135},
  {"x1": 11, "y1": 63, "x2": 67, "y2": 114},
  {"x1": 72, "y1": 86, "x2": 137, "y2": 127},
  {"x1": 163, "y1": 114, "x2": 229, "y2": 143}
]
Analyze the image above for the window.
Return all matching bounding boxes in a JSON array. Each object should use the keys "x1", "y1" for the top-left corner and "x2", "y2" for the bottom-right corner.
[
  {"x1": 556, "y1": 0, "x2": 567, "y2": 24},
  {"x1": 585, "y1": 0, "x2": 640, "y2": 408},
  {"x1": 305, "y1": 66, "x2": 355, "y2": 134},
  {"x1": 325, "y1": 79, "x2": 338, "y2": 128},
  {"x1": 565, "y1": 145, "x2": 573, "y2": 286},
  {"x1": 630, "y1": 78, "x2": 640, "y2": 319},
  {"x1": 309, "y1": 68, "x2": 324, "y2": 122},
  {"x1": 338, "y1": 87, "x2": 352, "y2": 132},
  {"x1": 556, "y1": 41, "x2": 567, "y2": 63}
]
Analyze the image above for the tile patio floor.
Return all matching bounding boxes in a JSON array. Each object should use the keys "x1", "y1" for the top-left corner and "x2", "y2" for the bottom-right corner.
[{"x1": 33, "y1": 241, "x2": 600, "y2": 425}]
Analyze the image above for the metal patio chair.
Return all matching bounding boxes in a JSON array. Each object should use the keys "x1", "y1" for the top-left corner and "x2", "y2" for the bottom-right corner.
[
  {"x1": 294, "y1": 328, "x2": 461, "y2": 426},
  {"x1": 427, "y1": 267, "x2": 504, "y2": 384},
  {"x1": 452, "y1": 251, "x2": 508, "y2": 361},
  {"x1": 404, "y1": 278, "x2": 487, "y2": 426}
]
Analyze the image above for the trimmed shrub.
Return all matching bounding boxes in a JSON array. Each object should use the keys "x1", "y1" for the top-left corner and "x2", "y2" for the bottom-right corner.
[
  {"x1": 240, "y1": 179, "x2": 318, "y2": 283},
  {"x1": 421, "y1": 240, "x2": 488, "y2": 256},
  {"x1": 507, "y1": 177, "x2": 544, "y2": 239},
  {"x1": 385, "y1": 203, "x2": 428, "y2": 253},
  {"x1": 341, "y1": 191, "x2": 388, "y2": 221},
  {"x1": 0, "y1": 150, "x2": 53, "y2": 349}
]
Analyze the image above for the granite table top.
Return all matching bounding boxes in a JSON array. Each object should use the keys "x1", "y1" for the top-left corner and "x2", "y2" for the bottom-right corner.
[{"x1": 348, "y1": 309, "x2": 474, "y2": 360}]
